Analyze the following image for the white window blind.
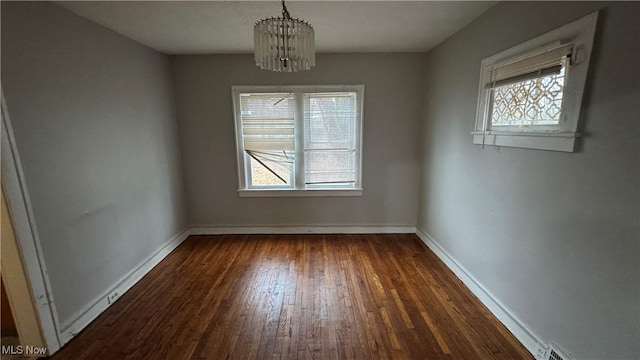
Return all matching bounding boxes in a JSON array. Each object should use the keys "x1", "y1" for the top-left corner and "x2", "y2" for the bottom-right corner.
[
  {"x1": 486, "y1": 43, "x2": 573, "y2": 88},
  {"x1": 303, "y1": 92, "x2": 357, "y2": 187},
  {"x1": 239, "y1": 93, "x2": 295, "y2": 186},
  {"x1": 240, "y1": 93, "x2": 295, "y2": 152},
  {"x1": 233, "y1": 85, "x2": 364, "y2": 195}
]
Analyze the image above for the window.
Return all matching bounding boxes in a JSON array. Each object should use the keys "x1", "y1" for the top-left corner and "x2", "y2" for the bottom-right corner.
[
  {"x1": 232, "y1": 85, "x2": 364, "y2": 196},
  {"x1": 472, "y1": 12, "x2": 598, "y2": 152}
]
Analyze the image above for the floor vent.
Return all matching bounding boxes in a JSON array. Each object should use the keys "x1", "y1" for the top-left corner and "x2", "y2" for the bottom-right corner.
[{"x1": 547, "y1": 344, "x2": 572, "y2": 360}]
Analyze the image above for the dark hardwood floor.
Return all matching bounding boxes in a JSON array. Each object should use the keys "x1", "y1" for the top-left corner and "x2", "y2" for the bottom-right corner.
[{"x1": 50, "y1": 234, "x2": 532, "y2": 360}]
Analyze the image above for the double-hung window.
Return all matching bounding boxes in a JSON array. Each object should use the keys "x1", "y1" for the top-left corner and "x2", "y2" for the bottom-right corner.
[
  {"x1": 472, "y1": 12, "x2": 597, "y2": 152},
  {"x1": 232, "y1": 85, "x2": 364, "y2": 196}
]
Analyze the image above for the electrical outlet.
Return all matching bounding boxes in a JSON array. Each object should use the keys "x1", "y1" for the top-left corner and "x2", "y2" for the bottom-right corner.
[
  {"x1": 534, "y1": 343, "x2": 548, "y2": 360},
  {"x1": 107, "y1": 291, "x2": 119, "y2": 304}
]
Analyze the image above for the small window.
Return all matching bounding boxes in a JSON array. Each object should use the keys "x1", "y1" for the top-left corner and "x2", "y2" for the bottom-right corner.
[
  {"x1": 473, "y1": 12, "x2": 598, "y2": 152},
  {"x1": 488, "y1": 43, "x2": 570, "y2": 129},
  {"x1": 232, "y1": 85, "x2": 364, "y2": 197}
]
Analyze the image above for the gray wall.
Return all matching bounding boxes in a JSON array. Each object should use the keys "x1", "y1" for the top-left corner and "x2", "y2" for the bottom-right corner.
[
  {"x1": 417, "y1": 2, "x2": 639, "y2": 359},
  {"x1": 171, "y1": 54, "x2": 425, "y2": 228},
  {"x1": 1, "y1": 2, "x2": 187, "y2": 327}
]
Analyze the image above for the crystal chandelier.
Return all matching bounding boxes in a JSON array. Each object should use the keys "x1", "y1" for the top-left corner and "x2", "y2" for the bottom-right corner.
[{"x1": 254, "y1": 0, "x2": 315, "y2": 72}]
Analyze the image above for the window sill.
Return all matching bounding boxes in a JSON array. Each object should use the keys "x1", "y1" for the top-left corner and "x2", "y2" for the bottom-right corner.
[
  {"x1": 471, "y1": 131, "x2": 580, "y2": 152},
  {"x1": 238, "y1": 189, "x2": 363, "y2": 197}
]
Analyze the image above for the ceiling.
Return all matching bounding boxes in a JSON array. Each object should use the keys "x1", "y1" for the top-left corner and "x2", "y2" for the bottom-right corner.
[{"x1": 56, "y1": 1, "x2": 496, "y2": 55}]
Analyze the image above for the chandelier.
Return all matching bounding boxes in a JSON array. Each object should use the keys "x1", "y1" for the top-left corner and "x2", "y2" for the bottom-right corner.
[{"x1": 254, "y1": 0, "x2": 315, "y2": 72}]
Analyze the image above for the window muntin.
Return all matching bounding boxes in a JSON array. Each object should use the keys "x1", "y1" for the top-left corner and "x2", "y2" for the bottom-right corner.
[{"x1": 233, "y1": 86, "x2": 363, "y2": 194}]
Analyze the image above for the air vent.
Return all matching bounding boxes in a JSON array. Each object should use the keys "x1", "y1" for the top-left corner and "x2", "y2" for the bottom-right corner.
[
  {"x1": 547, "y1": 344, "x2": 572, "y2": 360},
  {"x1": 548, "y1": 349, "x2": 563, "y2": 360}
]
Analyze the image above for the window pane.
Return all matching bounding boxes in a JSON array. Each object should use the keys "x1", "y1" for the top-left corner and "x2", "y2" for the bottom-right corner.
[
  {"x1": 240, "y1": 93, "x2": 295, "y2": 188},
  {"x1": 303, "y1": 92, "x2": 358, "y2": 187},
  {"x1": 240, "y1": 93, "x2": 295, "y2": 151},
  {"x1": 249, "y1": 150, "x2": 294, "y2": 186},
  {"x1": 491, "y1": 65, "x2": 566, "y2": 127},
  {"x1": 304, "y1": 150, "x2": 356, "y2": 186},
  {"x1": 304, "y1": 92, "x2": 356, "y2": 149}
]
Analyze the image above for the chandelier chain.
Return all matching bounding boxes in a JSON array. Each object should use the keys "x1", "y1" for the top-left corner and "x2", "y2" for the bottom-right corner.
[{"x1": 281, "y1": 0, "x2": 291, "y2": 20}]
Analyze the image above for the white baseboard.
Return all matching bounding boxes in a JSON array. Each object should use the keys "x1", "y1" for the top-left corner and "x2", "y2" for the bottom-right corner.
[
  {"x1": 59, "y1": 227, "x2": 190, "y2": 345},
  {"x1": 189, "y1": 225, "x2": 417, "y2": 235},
  {"x1": 415, "y1": 227, "x2": 546, "y2": 358}
]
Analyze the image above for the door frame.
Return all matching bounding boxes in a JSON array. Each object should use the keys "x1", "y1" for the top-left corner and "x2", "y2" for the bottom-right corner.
[{"x1": 1, "y1": 87, "x2": 62, "y2": 353}]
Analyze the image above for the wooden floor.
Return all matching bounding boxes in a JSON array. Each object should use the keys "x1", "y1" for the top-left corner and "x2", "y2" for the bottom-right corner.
[{"x1": 50, "y1": 234, "x2": 532, "y2": 360}]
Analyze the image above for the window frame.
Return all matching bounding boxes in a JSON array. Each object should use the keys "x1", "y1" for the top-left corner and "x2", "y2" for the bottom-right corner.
[
  {"x1": 232, "y1": 85, "x2": 364, "y2": 197},
  {"x1": 472, "y1": 11, "x2": 598, "y2": 152}
]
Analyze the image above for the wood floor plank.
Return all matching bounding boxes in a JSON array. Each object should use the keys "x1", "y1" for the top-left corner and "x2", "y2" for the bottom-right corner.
[{"x1": 50, "y1": 234, "x2": 532, "y2": 360}]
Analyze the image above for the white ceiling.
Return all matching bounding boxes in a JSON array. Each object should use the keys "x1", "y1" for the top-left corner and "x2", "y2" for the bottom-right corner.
[{"x1": 56, "y1": 1, "x2": 496, "y2": 55}]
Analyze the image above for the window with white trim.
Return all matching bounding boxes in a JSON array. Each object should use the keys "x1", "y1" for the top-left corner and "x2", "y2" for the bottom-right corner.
[
  {"x1": 473, "y1": 12, "x2": 598, "y2": 152},
  {"x1": 232, "y1": 85, "x2": 364, "y2": 197}
]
